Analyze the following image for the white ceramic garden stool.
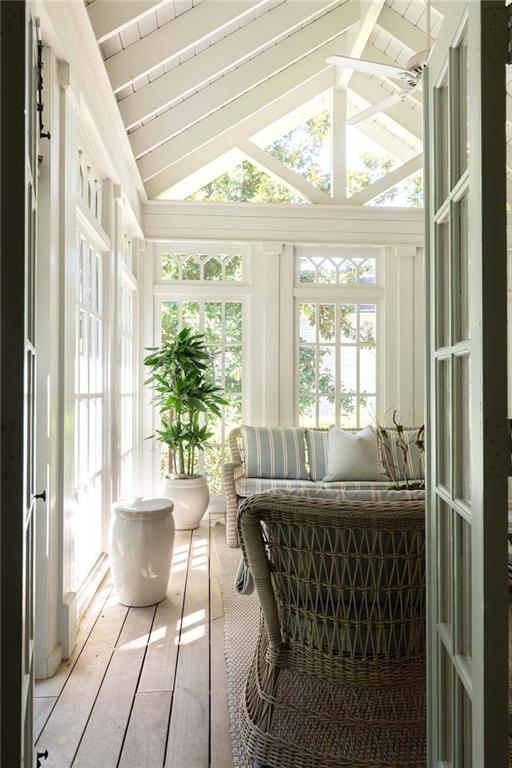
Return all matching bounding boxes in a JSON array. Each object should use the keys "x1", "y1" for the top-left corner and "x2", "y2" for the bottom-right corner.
[{"x1": 109, "y1": 497, "x2": 175, "y2": 607}]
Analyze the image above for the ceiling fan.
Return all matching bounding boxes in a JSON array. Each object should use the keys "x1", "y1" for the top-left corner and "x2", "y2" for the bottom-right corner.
[
  {"x1": 326, "y1": 51, "x2": 428, "y2": 126},
  {"x1": 327, "y1": 0, "x2": 432, "y2": 127}
]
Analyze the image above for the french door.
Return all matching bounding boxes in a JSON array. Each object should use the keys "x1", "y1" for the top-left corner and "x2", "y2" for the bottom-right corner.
[
  {"x1": 425, "y1": 1, "x2": 509, "y2": 765},
  {"x1": 1, "y1": 1, "x2": 39, "y2": 766}
]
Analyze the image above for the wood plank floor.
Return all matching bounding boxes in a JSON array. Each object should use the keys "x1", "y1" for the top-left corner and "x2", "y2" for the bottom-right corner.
[{"x1": 35, "y1": 514, "x2": 233, "y2": 768}]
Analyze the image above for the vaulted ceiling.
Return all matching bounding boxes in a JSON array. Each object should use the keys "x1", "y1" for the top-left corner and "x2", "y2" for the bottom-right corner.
[{"x1": 86, "y1": 0, "x2": 445, "y2": 202}]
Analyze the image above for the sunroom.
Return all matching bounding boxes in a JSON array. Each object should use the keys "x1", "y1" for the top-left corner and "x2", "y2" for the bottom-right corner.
[{"x1": 1, "y1": 0, "x2": 511, "y2": 766}]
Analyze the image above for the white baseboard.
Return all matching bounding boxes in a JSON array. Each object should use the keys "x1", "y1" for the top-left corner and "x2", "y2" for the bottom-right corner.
[{"x1": 61, "y1": 553, "x2": 110, "y2": 659}]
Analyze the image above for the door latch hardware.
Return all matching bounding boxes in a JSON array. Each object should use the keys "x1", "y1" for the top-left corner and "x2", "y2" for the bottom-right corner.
[
  {"x1": 33, "y1": 490, "x2": 46, "y2": 503},
  {"x1": 36, "y1": 750, "x2": 48, "y2": 767}
]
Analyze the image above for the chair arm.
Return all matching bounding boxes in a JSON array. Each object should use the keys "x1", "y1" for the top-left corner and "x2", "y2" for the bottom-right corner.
[{"x1": 223, "y1": 463, "x2": 240, "y2": 548}]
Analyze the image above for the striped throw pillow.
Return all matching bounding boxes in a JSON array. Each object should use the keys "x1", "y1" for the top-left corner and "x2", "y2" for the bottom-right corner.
[
  {"x1": 241, "y1": 426, "x2": 309, "y2": 480},
  {"x1": 377, "y1": 427, "x2": 425, "y2": 482},
  {"x1": 305, "y1": 429, "x2": 329, "y2": 481}
]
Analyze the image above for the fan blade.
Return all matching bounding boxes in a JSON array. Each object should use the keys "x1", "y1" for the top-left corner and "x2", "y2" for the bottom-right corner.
[
  {"x1": 326, "y1": 54, "x2": 414, "y2": 82},
  {"x1": 345, "y1": 88, "x2": 417, "y2": 127}
]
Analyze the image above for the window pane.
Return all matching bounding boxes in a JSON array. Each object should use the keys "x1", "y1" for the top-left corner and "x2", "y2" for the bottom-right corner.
[
  {"x1": 339, "y1": 305, "x2": 357, "y2": 341},
  {"x1": 299, "y1": 304, "x2": 316, "y2": 343}
]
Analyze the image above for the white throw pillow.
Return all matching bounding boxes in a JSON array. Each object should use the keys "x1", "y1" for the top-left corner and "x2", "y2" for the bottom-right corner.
[{"x1": 323, "y1": 426, "x2": 388, "y2": 482}]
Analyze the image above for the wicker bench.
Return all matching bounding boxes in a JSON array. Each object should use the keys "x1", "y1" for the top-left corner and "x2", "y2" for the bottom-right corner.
[{"x1": 238, "y1": 492, "x2": 426, "y2": 768}]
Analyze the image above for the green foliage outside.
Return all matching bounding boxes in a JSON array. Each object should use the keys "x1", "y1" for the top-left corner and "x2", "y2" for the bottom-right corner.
[
  {"x1": 188, "y1": 110, "x2": 423, "y2": 207},
  {"x1": 144, "y1": 327, "x2": 227, "y2": 478},
  {"x1": 298, "y1": 303, "x2": 376, "y2": 426}
]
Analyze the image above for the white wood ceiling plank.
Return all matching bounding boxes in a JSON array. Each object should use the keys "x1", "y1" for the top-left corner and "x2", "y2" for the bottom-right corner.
[
  {"x1": 377, "y1": 4, "x2": 426, "y2": 53},
  {"x1": 119, "y1": 24, "x2": 142, "y2": 49},
  {"x1": 361, "y1": 42, "x2": 422, "y2": 106},
  {"x1": 101, "y1": 34, "x2": 123, "y2": 59},
  {"x1": 106, "y1": 0, "x2": 267, "y2": 92},
  {"x1": 175, "y1": 0, "x2": 193, "y2": 15},
  {"x1": 87, "y1": 0, "x2": 168, "y2": 44},
  {"x1": 143, "y1": 69, "x2": 334, "y2": 196},
  {"x1": 347, "y1": 152, "x2": 422, "y2": 204},
  {"x1": 130, "y1": 2, "x2": 359, "y2": 157},
  {"x1": 156, "y1": 2, "x2": 176, "y2": 26},
  {"x1": 403, "y1": 1, "x2": 424, "y2": 26},
  {"x1": 138, "y1": 13, "x2": 159, "y2": 37},
  {"x1": 119, "y1": 0, "x2": 339, "y2": 129}
]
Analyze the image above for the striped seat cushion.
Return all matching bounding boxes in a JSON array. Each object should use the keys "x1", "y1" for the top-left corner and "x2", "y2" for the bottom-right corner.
[
  {"x1": 241, "y1": 426, "x2": 309, "y2": 480},
  {"x1": 235, "y1": 478, "x2": 392, "y2": 498},
  {"x1": 305, "y1": 429, "x2": 329, "y2": 481},
  {"x1": 377, "y1": 428, "x2": 425, "y2": 481}
]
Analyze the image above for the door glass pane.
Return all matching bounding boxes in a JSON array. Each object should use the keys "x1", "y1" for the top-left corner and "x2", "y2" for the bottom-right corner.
[
  {"x1": 439, "y1": 643, "x2": 453, "y2": 765},
  {"x1": 436, "y1": 218, "x2": 450, "y2": 349},
  {"x1": 438, "y1": 499, "x2": 453, "y2": 632},
  {"x1": 437, "y1": 358, "x2": 451, "y2": 491},
  {"x1": 457, "y1": 515, "x2": 472, "y2": 664},
  {"x1": 456, "y1": 354, "x2": 471, "y2": 503},
  {"x1": 459, "y1": 680, "x2": 472, "y2": 767},
  {"x1": 435, "y1": 75, "x2": 450, "y2": 208},
  {"x1": 455, "y1": 28, "x2": 469, "y2": 179},
  {"x1": 454, "y1": 196, "x2": 470, "y2": 342}
]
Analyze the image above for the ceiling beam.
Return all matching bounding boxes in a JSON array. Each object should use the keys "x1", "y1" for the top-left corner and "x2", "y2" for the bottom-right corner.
[
  {"x1": 377, "y1": 4, "x2": 429, "y2": 54},
  {"x1": 144, "y1": 69, "x2": 334, "y2": 198},
  {"x1": 130, "y1": 1, "x2": 360, "y2": 159},
  {"x1": 336, "y1": 0, "x2": 385, "y2": 90},
  {"x1": 347, "y1": 153, "x2": 422, "y2": 205},
  {"x1": 118, "y1": 0, "x2": 338, "y2": 130},
  {"x1": 105, "y1": 0, "x2": 266, "y2": 93},
  {"x1": 238, "y1": 139, "x2": 332, "y2": 204},
  {"x1": 87, "y1": 0, "x2": 167, "y2": 44},
  {"x1": 137, "y1": 31, "x2": 360, "y2": 185}
]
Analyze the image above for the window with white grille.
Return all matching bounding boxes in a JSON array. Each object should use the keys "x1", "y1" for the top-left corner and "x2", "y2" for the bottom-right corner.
[{"x1": 159, "y1": 299, "x2": 243, "y2": 495}]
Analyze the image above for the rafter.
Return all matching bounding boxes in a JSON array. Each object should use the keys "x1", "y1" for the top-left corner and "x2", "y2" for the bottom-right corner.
[
  {"x1": 118, "y1": 0, "x2": 338, "y2": 130},
  {"x1": 105, "y1": 0, "x2": 265, "y2": 93},
  {"x1": 130, "y1": 2, "x2": 360, "y2": 159},
  {"x1": 238, "y1": 139, "x2": 332, "y2": 204},
  {"x1": 336, "y1": 0, "x2": 385, "y2": 90},
  {"x1": 87, "y1": 0, "x2": 167, "y2": 44},
  {"x1": 137, "y1": 26, "x2": 360, "y2": 185},
  {"x1": 144, "y1": 69, "x2": 334, "y2": 198},
  {"x1": 347, "y1": 153, "x2": 422, "y2": 205}
]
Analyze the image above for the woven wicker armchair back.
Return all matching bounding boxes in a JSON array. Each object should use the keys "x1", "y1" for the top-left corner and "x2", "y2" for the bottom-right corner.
[{"x1": 238, "y1": 493, "x2": 426, "y2": 685}]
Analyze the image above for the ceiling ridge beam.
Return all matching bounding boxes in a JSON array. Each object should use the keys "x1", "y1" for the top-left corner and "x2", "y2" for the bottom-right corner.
[
  {"x1": 137, "y1": 32, "x2": 356, "y2": 185},
  {"x1": 347, "y1": 153, "x2": 422, "y2": 205},
  {"x1": 376, "y1": 5, "x2": 428, "y2": 55},
  {"x1": 238, "y1": 139, "x2": 332, "y2": 204},
  {"x1": 145, "y1": 69, "x2": 334, "y2": 198},
  {"x1": 105, "y1": 0, "x2": 267, "y2": 93},
  {"x1": 130, "y1": 1, "x2": 360, "y2": 159},
  {"x1": 87, "y1": 0, "x2": 169, "y2": 45},
  {"x1": 119, "y1": 0, "x2": 338, "y2": 130}
]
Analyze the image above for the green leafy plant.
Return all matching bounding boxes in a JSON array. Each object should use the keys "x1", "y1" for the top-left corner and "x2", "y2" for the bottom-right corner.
[
  {"x1": 376, "y1": 410, "x2": 425, "y2": 490},
  {"x1": 144, "y1": 327, "x2": 228, "y2": 478}
]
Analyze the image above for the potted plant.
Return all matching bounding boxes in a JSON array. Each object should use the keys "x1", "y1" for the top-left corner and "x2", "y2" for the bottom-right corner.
[
  {"x1": 144, "y1": 326, "x2": 227, "y2": 530},
  {"x1": 375, "y1": 410, "x2": 425, "y2": 491}
]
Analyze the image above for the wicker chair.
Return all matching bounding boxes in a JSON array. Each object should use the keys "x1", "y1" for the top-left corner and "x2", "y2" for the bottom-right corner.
[{"x1": 238, "y1": 493, "x2": 426, "y2": 768}]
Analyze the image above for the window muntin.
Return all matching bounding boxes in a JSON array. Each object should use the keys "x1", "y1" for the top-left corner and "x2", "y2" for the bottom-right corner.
[
  {"x1": 298, "y1": 255, "x2": 376, "y2": 285},
  {"x1": 160, "y1": 299, "x2": 243, "y2": 495},
  {"x1": 158, "y1": 243, "x2": 246, "y2": 283},
  {"x1": 119, "y1": 282, "x2": 135, "y2": 498},
  {"x1": 297, "y1": 302, "x2": 377, "y2": 428},
  {"x1": 73, "y1": 234, "x2": 104, "y2": 590}
]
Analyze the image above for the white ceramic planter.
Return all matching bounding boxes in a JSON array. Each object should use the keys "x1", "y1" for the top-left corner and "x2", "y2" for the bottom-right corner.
[
  {"x1": 160, "y1": 475, "x2": 209, "y2": 530},
  {"x1": 110, "y1": 497, "x2": 175, "y2": 607}
]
